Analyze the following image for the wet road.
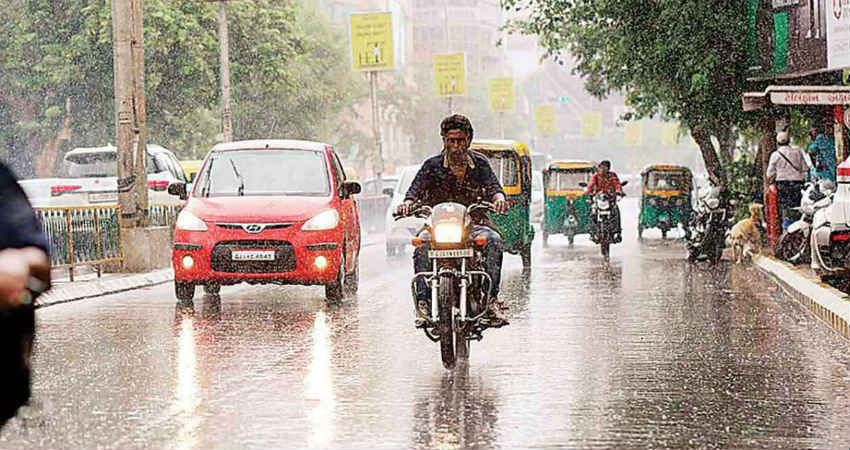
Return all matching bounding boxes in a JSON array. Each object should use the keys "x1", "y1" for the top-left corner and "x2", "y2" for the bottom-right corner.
[{"x1": 1, "y1": 199, "x2": 848, "y2": 449}]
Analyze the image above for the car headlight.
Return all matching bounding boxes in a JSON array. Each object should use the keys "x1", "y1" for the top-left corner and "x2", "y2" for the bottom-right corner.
[
  {"x1": 434, "y1": 223, "x2": 463, "y2": 243},
  {"x1": 302, "y1": 209, "x2": 339, "y2": 231},
  {"x1": 175, "y1": 210, "x2": 208, "y2": 231}
]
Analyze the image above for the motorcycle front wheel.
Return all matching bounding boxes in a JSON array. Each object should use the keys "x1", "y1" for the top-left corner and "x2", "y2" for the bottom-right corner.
[
  {"x1": 776, "y1": 230, "x2": 808, "y2": 263},
  {"x1": 438, "y1": 274, "x2": 458, "y2": 369}
]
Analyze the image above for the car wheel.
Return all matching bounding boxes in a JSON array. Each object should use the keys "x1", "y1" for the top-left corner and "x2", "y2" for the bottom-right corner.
[
  {"x1": 175, "y1": 282, "x2": 195, "y2": 301},
  {"x1": 325, "y1": 253, "x2": 345, "y2": 303},
  {"x1": 203, "y1": 283, "x2": 220, "y2": 294},
  {"x1": 345, "y1": 255, "x2": 359, "y2": 296}
]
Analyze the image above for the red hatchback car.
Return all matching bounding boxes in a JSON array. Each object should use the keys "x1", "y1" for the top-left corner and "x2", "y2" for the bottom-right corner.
[{"x1": 169, "y1": 140, "x2": 361, "y2": 303}]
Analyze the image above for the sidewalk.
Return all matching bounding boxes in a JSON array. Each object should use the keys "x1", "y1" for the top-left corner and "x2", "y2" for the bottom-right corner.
[
  {"x1": 754, "y1": 255, "x2": 850, "y2": 340},
  {"x1": 36, "y1": 268, "x2": 174, "y2": 308}
]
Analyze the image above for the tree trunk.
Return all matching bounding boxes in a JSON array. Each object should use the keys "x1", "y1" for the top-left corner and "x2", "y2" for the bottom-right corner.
[
  {"x1": 717, "y1": 125, "x2": 737, "y2": 162},
  {"x1": 33, "y1": 98, "x2": 72, "y2": 177},
  {"x1": 758, "y1": 114, "x2": 776, "y2": 200},
  {"x1": 691, "y1": 126, "x2": 726, "y2": 188}
]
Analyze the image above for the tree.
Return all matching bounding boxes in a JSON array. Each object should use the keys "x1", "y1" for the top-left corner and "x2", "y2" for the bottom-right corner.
[
  {"x1": 504, "y1": 0, "x2": 758, "y2": 186},
  {"x1": 0, "y1": 0, "x2": 366, "y2": 175}
]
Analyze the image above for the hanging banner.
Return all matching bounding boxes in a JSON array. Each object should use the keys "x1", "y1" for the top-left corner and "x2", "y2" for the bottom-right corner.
[
  {"x1": 535, "y1": 105, "x2": 556, "y2": 136},
  {"x1": 350, "y1": 12, "x2": 394, "y2": 71},
  {"x1": 661, "y1": 123, "x2": 679, "y2": 146},
  {"x1": 488, "y1": 78, "x2": 515, "y2": 112},
  {"x1": 433, "y1": 53, "x2": 466, "y2": 96},
  {"x1": 581, "y1": 112, "x2": 602, "y2": 138},
  {"x1": 624, "y1": 122, "x2": 642, "y2": 146}
]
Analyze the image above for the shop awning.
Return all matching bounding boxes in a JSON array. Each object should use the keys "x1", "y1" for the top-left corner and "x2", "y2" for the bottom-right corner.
[{"x1": 742, "y1": 85, "x2": 850, "y2": 111}]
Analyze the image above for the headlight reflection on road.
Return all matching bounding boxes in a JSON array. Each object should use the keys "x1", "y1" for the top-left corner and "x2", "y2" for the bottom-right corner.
[
  {"x1": 306, "y1": 311, "x2": 335, "y2": 448},
  {"x1": 175, "y1": 317, "x2": 202, "y2": 450}
]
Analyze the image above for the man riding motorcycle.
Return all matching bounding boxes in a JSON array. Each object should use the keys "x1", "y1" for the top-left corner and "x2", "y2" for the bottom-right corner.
[
  {"x1": 396, "y1": 114, "x2": 509, "y2": 327},
  {"x1": 584, "y1": 160, "x2": 625, "y2": 243}
]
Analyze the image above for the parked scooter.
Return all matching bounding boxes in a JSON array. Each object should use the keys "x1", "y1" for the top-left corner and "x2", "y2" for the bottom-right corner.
[
  {"x1": 776, "y1": 179, "x2": 834, "y2": 264},
  {"x1": 809, "y1": 185, "x2": 850, "y2": 278},
  {"x1": 686, "y1": 184, "x2": 729, "y2": 264}
]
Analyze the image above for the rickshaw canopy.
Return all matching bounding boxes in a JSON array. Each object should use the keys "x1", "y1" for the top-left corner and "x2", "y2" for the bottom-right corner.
[
  {"x1": 543, "y1": 160, "x2": 596, "y2": 198},
  {"x1": 469, "y1": 139, "x2": 531, "y2": 196},
  {"x1": 641, "y1": 164, "x2": 693, "y2": 198}
]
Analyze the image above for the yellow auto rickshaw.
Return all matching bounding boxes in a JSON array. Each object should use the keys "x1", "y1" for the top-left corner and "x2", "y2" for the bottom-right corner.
[
  {"x1": 469, "y1": 139, "x2": 535, "y2": 268},
  {"x1": 541, "y1": 161, "x2": 596, "y2": 246},
  {"x1": 638, "y1": 164, "x2": 693, "y2": 239}
]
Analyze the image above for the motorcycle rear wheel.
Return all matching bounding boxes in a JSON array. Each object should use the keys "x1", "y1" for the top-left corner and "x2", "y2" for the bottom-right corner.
[
  {"x1": 777, "y1": 230, "x2": 808, "y2": 263},
  {"x1": 438, "y1": 274, "x2": 457, "y2": 369}
]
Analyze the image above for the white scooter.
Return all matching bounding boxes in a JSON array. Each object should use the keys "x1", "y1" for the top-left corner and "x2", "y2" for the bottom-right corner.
[
  {"x1": 776, "y1": 180, "x2": 834, "y2": 264},
  {"x1": 810, "y1": 184, "x2": 850, "y2": 278}
]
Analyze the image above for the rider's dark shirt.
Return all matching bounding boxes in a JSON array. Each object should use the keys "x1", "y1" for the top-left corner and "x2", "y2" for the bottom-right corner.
[
  {"x1": 405, "y1": 150, "x2": 504, "y2": 226},
  {"x1": 0, "y1": 162, "x2": 48, "y2": 254}
]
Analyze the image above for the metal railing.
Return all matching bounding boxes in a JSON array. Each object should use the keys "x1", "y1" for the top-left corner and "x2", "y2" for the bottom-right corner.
[{"x1": 35, "y1": 203, "x2": 183, "y2": 281}]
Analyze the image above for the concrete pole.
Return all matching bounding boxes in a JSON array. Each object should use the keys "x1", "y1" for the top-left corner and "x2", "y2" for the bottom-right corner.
[
  {"x1": 219, "y1": 0, "x2": 233, "y2": 142},
  {"x1": 112, "y1": 0, "x2": 147, "y2": 228},
  {"x1": 370, "y1": 71, "x2": 383, "y2": 181}
]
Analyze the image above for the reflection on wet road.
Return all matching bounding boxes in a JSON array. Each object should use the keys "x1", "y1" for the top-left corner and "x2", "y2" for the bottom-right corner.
[{"x1": 1, "y1": 199, "x2": 847, "y2": 449}]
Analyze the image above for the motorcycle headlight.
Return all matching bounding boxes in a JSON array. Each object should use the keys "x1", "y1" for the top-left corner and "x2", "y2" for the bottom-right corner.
[
  {"x1": 434, "y1": 223, "x2": 463, "y2": 243},
  {"x1": 176, "y1": 210, "x2": 208, "y2": 231},
  {"x1": 676, "y1": 198, "x2": 684, "y2": 206},
  {"x1": 302, "y1": 209, "x2": 339, "y2": 231},
  {"x1": 649, "y1": 198, "x2": 657, "y2": 206}
]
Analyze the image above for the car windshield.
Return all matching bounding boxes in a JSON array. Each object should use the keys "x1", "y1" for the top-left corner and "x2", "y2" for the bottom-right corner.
[
  {"x1": 63, "y1": 151, "x2": 157, "y2": 177},
  {"x1": 647, "y1": 171, "x2": 689, "y2": 190},
  {"x1": 195, "y1": 149, "x2": 329, "y2": 197},
  {"x1": 486, "y1": 153, "x2": 519, "y2": 187},
  {"x1": 547, "y1": 170, "x2": 592, "y2": 190}
]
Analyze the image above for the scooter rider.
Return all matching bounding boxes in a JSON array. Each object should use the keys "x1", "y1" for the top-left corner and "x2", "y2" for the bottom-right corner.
[
  {"x1": 396, "y1": 114, "x2": 509, "y2": 327},
  {"x1": 584, "y1": 160, "x2": 625, "y2": 243}
]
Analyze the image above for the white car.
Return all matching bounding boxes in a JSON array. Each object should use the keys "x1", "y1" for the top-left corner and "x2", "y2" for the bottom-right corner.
[
  {"x1": 384, "y1": 164, "x2": 424, "y2": 256},
  {"x1": 19, "y1": 144, "x2": 187, "y2": 208}
]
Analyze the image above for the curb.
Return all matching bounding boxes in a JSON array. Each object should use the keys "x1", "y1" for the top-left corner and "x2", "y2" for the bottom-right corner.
[
  {"x1": 35, "y1": 268, "x2": 174, "y2": 309},
  {"x1": 754, "y1": 255, "x2": 849, "y2": 340}
]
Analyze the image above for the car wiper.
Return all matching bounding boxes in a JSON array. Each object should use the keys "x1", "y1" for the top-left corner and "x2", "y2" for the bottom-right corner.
[{"x1": 229, "y1": 159, "x2": 245, "y2": 196}]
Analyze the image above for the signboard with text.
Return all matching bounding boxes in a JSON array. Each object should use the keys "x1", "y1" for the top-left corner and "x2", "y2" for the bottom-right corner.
[
  {"x1": 433, "y1": 53, "x2": 466, "y2": 96},
  {"x1": 488, "y1": 78, "x2": 514, "y2": 112},
  {"x1": 770, "y1": 91, "x2": 850, "y2": 104},
  {"x1": 581, "y1": 112, "x2": 602, "y2": 139},
  {"x1": 535, "y1": 105, "x2": 556, "y2": 136},
  {"x1": 827, "y1": 0, "x2": 850, "y2": 69},
  {"x1": 349, "y1": 12, "x2": 394, "y2": 71}
]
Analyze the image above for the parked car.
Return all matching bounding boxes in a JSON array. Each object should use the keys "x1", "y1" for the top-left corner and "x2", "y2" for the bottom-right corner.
[
  {"x1": 180, "y1": 159, "x2": 204, "y2": 183},
  {"x1": 355, "y1": 175, "x2": 399, "y2": 233},
  {"x1": 169, "y1": 139, "x2": 361, "y2": 304},
  {"x1": 358, "y1": 176, "x2": 399, "y2": 196},
  {"x1": 384, "y1": 164, "x2": 424, "y2": 256},
  {"x1": 18, "y1": 144, "x2": 187, "y2": 208}
]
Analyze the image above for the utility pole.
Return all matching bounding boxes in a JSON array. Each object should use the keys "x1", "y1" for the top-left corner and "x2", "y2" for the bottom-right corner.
[
  {"x1": 112, "y1": 0, "x2": 148, "y2": 228},
  {"x1": 444, "y1": 0, "x2": 452, "y2": 115},
  {"x1": 218, "y1": 0, "x2": 233, "y2": 142},
  {"x1": 369, "y1": 71, "x2": 384, "y2": 182}
]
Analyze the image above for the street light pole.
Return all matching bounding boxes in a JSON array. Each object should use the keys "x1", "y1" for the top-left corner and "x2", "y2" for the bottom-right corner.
[{"x1": 218, "y1": 0, "x2": 233, "y2": 142}]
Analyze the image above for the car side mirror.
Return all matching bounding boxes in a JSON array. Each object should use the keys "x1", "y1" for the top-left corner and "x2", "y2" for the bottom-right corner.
[
  {"x1": 382, "y1": 187, "x2": 394, "y2": 196},
  {"x1": 578, "y1": 182, "x2": 588, "y2": 187},
  {"x1": 168, "y1": 182, "x2": 188, "y2": 200},
  {"x1": 343, "y1": 180, "x2": 361, "y2": 197}
]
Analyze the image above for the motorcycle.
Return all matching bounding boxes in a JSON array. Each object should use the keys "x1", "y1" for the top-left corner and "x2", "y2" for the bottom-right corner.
[
  {"x1": 395, "y1": 200, "x2": 500, "y2": 369},
  {"x1": 686, "y1": 185, "x2": 729, "y2": 264},
  {"x1": 776, "y1": 180, "x2": 834, "y2": 264},
  {"x1": 583, "y1": 180, "x2": 628, "y2": 260},
  {"x1": 809, "y1": 187, "x2": 850, "y2": 278}
]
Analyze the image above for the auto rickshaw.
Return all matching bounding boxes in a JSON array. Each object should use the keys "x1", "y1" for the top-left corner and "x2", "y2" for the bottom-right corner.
[
  {"x1": 638, "y1": 164, "x2": 693, "y2": 239},
  {"x1": 469, "y1": 139, "x2": 535, "y2": 268},
  {"x1": 541, "y1": 161, "x2": 596, "y2": 247}
]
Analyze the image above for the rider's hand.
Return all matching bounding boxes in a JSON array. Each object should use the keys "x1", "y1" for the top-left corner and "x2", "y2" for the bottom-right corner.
[
  {"x1": 0, "y1": 248, "x2": 48, "y2": 310},
  {"x1": 396, "y1": 200, "x2": 414, "y2": 216},
  {"x1": 492, "y1": 194, "x2": 508, "y2": 214}
]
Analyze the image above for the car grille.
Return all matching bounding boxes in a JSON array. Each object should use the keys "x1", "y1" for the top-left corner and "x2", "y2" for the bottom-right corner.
[{"x1": 210, "y1": 240, "x2": 296, "y2": 273}]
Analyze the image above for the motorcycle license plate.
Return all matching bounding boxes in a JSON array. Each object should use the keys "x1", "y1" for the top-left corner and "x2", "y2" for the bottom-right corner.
[
  {"x1": 231, "y1": 250, "x2": 275, "y2": 261},
  {"x1": 428, "y1": 248, "x2": 473, "y2": 259}
]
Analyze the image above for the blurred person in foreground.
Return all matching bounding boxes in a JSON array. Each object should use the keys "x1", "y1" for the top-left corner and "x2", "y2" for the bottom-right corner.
[{"x1": 0, "y1": 161, "x2": 50, "y2": 428}]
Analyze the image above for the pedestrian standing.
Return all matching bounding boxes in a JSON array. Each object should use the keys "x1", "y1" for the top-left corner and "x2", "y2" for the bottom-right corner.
[
  {"x1": 0, "y1": 161, "x2": 50, "y2": 429},
  {"x1": 767, "y1": 132, "x2": 807, "y2": 230},
  {"x1": 807, "y1": 121, "x2": 837, "y2": 183}
]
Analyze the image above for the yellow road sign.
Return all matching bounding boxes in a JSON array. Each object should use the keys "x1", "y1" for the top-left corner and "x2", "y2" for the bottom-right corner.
[
  {"x1": 350, "y1": 12, "x2": 394, "y2": 71},
  {"x1": 535, "y1": 105, "x2": 556, "y2": 136},
  {"x1": 624, "y1": 122, "x2": 642, "y2": 146},
  {"x1": 661, "y1": 122, "x2": 679, "y2": 146},
  {"x1": 488, "y1": 78, "x2": 514, "y2": 112},
  {"x1": 581, "y1": 112, "x2": 602, "y2": 138},
  {"x1": 433, "y1": 53, "x2": 466, "y2": 96}
]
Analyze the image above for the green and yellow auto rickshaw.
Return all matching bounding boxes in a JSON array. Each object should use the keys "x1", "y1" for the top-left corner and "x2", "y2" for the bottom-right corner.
[
  {"x1": 541, "y1": 161, "x2": 596, "y2": 247},
  {"x1": 469, "y1": 139, "x2": 535, "y2": 268},
  {"x1": 638, "y1": 165, "x2": 693, "y2": 239}
]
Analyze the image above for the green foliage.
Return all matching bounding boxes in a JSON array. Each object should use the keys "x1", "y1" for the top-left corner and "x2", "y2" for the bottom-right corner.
[
  {"x1": 0, "y1": 0, "x2": 365, "y2": 174},
  {"x1": 724, "y1": 153, "x2": 761, "y2": 222},
  {"x1": 504, "y1": 0, "x2": 760, "y2": 184}
]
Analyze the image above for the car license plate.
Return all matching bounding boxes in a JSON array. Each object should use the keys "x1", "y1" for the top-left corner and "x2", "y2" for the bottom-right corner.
[
  {"x1": 88, "y1": 192, "x2": 118, "y2": 203},
  {"x1": 231, "y1": 250, "x2": 275, "y2": 261},
  {"x1": 428, "y1": 248, "x2": 473, "y2": 259}
]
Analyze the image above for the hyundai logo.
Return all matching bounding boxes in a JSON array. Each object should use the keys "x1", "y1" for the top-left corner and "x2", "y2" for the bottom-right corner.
[{"x1": 243, "y1": 224, "x2": 265, "y2": 233}]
